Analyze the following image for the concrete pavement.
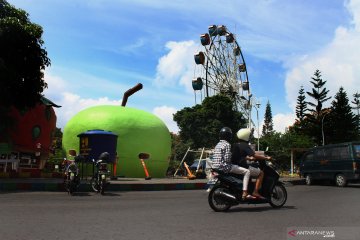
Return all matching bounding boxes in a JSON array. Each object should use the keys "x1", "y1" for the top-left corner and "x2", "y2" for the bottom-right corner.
[{"x1": 0, "y1": 176, "x2": 304, "y2": 192}]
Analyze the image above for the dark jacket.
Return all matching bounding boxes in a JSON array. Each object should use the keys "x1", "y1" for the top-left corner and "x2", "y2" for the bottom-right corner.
[{"x1": 231, "y1": 142, "x2": 255, "y2": 169}]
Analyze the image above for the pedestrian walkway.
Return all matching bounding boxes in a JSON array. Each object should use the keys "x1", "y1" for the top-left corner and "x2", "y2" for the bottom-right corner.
[{"x1": 0, "y1": 176, "x2": 304, "y2": 192}]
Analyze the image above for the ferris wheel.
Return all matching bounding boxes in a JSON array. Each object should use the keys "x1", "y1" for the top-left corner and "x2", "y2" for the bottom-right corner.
[{"x1": 193, "y1": 25, "x2": 253, "y2": 127}]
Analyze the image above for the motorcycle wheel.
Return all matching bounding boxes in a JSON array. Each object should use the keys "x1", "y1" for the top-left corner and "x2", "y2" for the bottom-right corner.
[
  {"x1": 269, "y1": 183, "x2": 287, "y2": 208},
  {"x1": 90, "y1": 177, "x2": 100, "y2": 192},
  {"x1": 100, "y1": 180, "x2": 106, "y2": 195},
  {"x1": 208, "y1": 185, "x2": 232, "y2": 212}
]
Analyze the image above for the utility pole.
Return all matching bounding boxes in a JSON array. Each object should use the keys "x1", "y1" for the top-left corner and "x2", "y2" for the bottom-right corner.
[{"x1": 254, "y1": 102, "x2": 261, "y2": 151}]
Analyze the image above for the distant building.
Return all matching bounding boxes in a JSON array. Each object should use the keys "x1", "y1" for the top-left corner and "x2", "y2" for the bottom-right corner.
[{"x1": 0, "y1": 97, "x2": 60, "y2": 173}]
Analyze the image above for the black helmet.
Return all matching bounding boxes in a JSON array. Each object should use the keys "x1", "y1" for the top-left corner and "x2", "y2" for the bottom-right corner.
[
  {"x1": 219, "y1": 127, "x2": 232, "y2": 142},
  {"x1": 99, "y1": 152, "x2": 110, "y2": 162}
]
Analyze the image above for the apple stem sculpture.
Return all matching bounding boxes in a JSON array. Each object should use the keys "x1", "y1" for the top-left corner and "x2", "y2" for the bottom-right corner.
[
  {"x1": 121, "y1": 83, "x2": 143, "y2": 107},
  {"x1": 138, "y1": 153, "x2": 151, "y2": 180},
  {"x1": 183, "y1": 162, "x2": 196, "y2": 180},
  {"x1": 111, "y1": 83, "x2": 143, "y2": 179}
]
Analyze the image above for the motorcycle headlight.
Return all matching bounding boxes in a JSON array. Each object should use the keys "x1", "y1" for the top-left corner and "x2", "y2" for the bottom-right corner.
[{"x1": 101, "y1": 174, "x2": 106, "y2": 180}]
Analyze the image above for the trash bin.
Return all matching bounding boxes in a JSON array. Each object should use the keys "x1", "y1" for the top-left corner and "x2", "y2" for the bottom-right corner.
[{"x1": 77, "y1": 129, "x2": 118, "y2": 163}]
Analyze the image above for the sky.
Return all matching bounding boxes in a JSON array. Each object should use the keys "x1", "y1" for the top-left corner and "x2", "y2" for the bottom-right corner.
[{"x1": 7, "y1": 0, "x2": 360, "y2": 135}]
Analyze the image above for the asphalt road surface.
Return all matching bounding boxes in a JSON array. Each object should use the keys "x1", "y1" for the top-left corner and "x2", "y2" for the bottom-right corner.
[{"x1": 1, "y1": 183, "x2": 360, "y2": 240}]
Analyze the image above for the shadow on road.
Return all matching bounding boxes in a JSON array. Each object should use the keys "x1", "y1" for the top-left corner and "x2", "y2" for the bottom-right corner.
[
  {"x1": 306, "y1": 181, "x2": 360, "y2": 188},
  {"x1": 69, "y1": 192, "x2": 122, "y2": 197},
  {"x1": 228, "y1": 205, "x2": 296, "y2": 213},
  {"x1": 97, "y1": 192, "x2": 122, "y2": 197},
  {"x1": 70, "y1": 192, "x2": 92, "y2": 197}
]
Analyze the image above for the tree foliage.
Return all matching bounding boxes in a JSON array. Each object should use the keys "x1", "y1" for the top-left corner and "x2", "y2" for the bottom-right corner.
[
  {"x1": 295, "y1": 86, "x2": 307, "y2": 121},
  {"x1": 327, "y1": 87, "x2": 359, "y2": 143},
  {"x1": 306, "y1": 69, "x2": 331, "y2": 118},
  {"x1": 173, "y1": 95, "x2": 246, "y2": 148},
  {"x1": 302, "y1": 69, "x2": 332, "y2": 145},
  {"x1": 0, "y1": 0, "x2": 50, "y2": 109},
  {"x1": 166, "y1": 133, "x2": 192, "y2": 175},
  {"x1": 262, "y1": 101, "x2": 273, "y2": 136},
  {"x1": 260, "y1": 130, "x2": 314, "y2": 171},
  {"x1": 352, "y1": 92, "x2": 360, "y2": 113},
  {"x1": 352, "y1": 92, "x2": 360, "y2": 130}
]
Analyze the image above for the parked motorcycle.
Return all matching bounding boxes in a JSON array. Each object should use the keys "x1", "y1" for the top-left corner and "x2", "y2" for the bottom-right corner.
[
  {"x1": 63, "y1": 153, "x2": 82, "y2": 195},
  {"x1": 90, "y1": 152, "x2": 111, "y2": 195},
  {"x1": 208, "y1": 160, "x2": 287, "y2": 212}
]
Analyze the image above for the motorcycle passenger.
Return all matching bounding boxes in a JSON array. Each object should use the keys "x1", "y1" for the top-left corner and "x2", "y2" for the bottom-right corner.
[
  {"x1": 232, "y1": 128, "x2": 271, "y2": 199},
  {"x1": 212, "y1": 127, "x2": 255, "y2": 200}
]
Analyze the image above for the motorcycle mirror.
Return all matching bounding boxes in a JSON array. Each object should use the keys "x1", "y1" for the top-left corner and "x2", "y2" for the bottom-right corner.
[
  {"x1": 69, "y1": 149, "x2": 77, "y2": 157},
  {"x1": 138, "y1": 153, "x2": 150, "y2": 160}
]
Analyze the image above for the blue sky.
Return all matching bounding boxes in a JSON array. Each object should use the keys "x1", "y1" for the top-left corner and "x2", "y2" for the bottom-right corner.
[{"x1": 7, "y1": 0, "x2": 360, "y2": 134}]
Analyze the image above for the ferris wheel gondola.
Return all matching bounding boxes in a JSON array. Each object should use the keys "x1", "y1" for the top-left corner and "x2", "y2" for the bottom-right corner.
[{"x1": 193, "y1": 25, "x2": 254, "y2": 127}]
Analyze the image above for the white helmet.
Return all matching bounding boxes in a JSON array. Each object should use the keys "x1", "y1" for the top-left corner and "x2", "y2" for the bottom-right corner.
[{"x1": 236, "y1": 128, "x2": 252, "y2": 142}]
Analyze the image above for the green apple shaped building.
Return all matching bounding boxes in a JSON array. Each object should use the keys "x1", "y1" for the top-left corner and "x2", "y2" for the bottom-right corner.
[{"x1": 62, "y1": 106, "x2": 171, "y2": 178}]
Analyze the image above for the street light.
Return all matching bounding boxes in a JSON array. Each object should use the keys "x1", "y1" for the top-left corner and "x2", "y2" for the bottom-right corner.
[
  {"x1": 321, "y1": 110, "x2": 331, "y2": 146},
  {"x1": 255, "y1": 102, "x2": 260, "y2": 151}
]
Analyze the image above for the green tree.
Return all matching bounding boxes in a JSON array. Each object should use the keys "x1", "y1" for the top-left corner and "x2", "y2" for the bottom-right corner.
[
  {"x1": 296, "y1": 86, "x2": 307, "y2": 121},
  {"x1": 167, "y1": 133, "x2": 191, "y2": 175},
  {"x1": 305, "y1": 69, "x2": 331, "y2": 145},
  {"x1": 327, "y1": 87, "x2": 358, "y2": 143},
  {"x1": 260, "y1": 129, "x2": 314, "y2": 171},
  {"x1": 352, "y1": 92, "x2": 360, "y2": 131},
  {"x1": 47, "y1": 127, "x2": 65, "y2": 168},
  {"x1": 306, "y1": 69, "x2": 331, "y2": 117},
  {"x1": 262, "y1": 101, "x2": 273, "y2": 136},
  {"x1": 173, "y1": 94, "x2": 246, "y2": 148},
  {"x1": 0, "y1": 0, "x2": 50, "y2": 109}
]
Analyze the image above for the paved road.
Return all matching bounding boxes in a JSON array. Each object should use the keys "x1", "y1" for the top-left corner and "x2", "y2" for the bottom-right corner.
[{"x1": 1, "y1": 183, "x2": 360, "y2": 240}]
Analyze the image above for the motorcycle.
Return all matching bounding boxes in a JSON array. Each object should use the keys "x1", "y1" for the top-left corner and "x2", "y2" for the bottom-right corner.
[
  {"x1": 208, "y1": 160, "x2": 287, "y2": 212},
  {"x1": 90, "y1": 152, "x2": 111, "y2": 195},
  {"x1": 63, "y1": 155, "x2": 82, "y2": 195}
]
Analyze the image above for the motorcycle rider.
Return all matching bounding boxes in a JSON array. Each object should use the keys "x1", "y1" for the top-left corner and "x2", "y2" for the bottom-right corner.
[
  {"x1": 232, "y1": 128, "x2": 271, "y2": 199},
  {"x1": 212, "y1": 127, "x2": 255, "y2": 200}
]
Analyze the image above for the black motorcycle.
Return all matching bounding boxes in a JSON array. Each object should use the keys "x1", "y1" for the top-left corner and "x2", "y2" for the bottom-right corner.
[
  {"x1": 208, "y1": 161, "x2": 287, "y2": 212},
  {"x1": 90, "y1": 152, "x2": 111, "y2": 195},
  {"x1": 63, "y1": 156, "x2": 82, "y2": 195}
]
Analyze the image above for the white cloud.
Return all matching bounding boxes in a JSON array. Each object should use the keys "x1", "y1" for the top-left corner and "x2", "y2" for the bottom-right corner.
[
  {"x1": 285, "y1": 0, "x2": 360, "y2": 111},
  {"x1": 272, "y1": 0, "x2": 360, "y2": 135},
  {"x1": 55, "y1": 92, "x2": 122, "y2": 128},
  {"x1": 272, "y1": 113, "x2": 296, "y2": 133},
  {"x1": 154, "y1": 40, "x2": 198, "y2": 92},
  {"x1": 152, "y1": 106, "x2": 179, "y2": 133},
  {"x1": 346, "y1": 0, "x2": 360, "y2": 31},
  {"x1": 43, "y1": 70, "x2": 180, "y2": 132},
  {"x1": 43, "y1": 71, "x2": 122, "y2": 129}
]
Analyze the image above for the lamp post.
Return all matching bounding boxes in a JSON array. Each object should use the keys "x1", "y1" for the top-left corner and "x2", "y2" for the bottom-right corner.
[
  {"x1": 255, "y1": 102, "x2": 261, "y2": 151},
  {"x1": 321, "y1": 111, "x2": 330, "y2": 146}
]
